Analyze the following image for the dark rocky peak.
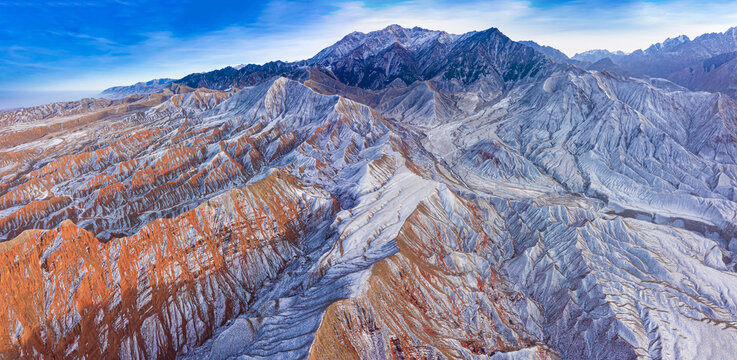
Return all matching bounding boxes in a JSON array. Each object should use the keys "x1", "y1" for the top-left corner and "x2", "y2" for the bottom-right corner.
[
  {"x1": 443, "y1": 27, "x2": 552, "y2": 84},
  {"x1": 171, "y1": 25, "x2": 557, "y2": 94},
  {"x1": 176, "y1": 60, "x2": 306, "y2": 90},
  {"x1": 308, "y1": 24, "x2": 454, "y2": 66}
]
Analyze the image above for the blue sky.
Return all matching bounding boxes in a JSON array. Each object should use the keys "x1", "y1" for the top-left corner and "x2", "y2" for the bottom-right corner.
[{"x1": 1, "y1": 0, "x2": 737, "y2": 107}]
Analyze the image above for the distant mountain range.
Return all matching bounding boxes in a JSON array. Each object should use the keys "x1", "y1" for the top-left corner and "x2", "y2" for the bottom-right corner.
[
  {"x1": 4, "y1": 24, "x2": 737, "y2": 359},
  {"x1": 102, "y1": 26, "x2": 737, "y2": 102},
  {"x1": 99, "y1": 78, "x2": 175, "y2": 99},
  {"x1": 571, "y1": 27, "x2": 737, "y2": 98}
]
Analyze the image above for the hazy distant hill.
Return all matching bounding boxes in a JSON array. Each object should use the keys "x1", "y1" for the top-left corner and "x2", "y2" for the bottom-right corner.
[{"x1": 99, "y1": 78, "x2": 174, "y2": 99}]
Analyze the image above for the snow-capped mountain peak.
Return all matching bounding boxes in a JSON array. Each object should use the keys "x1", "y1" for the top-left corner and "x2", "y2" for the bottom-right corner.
[
  {"x1": 309, "y1": 24, "x2": 455, "y2": 65},
  {"x1": 645, "y1": 34, "x2": 691, "y2": 53}
]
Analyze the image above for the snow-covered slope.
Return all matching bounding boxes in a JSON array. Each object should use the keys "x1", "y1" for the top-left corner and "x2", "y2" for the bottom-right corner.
[
  {"x1": 2, "y1": 25, "x2": 737, "y2": 360},
  {"x1": 572, "y1": 49, "x2": 628, "y2": 63}
]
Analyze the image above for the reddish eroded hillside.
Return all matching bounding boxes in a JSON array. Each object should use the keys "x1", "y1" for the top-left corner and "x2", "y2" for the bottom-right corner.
[
  {"x1": 0, "y1": 171, "x2": 337, "y2": 359},
  {"x1": 0, "y1": 89, "x2": 239, "y2": 241},
  {"x1": 0, "y1": 78, "x2": 443, "y2": 359},
  {"x1": 0, "y1": 196, "x2": 73, "y2": 238},
  {"x1": 0, "y1": 78, "x2": 399, "y2": 243},
  {"x1": 309, "y1": 191, "x2": 558, "y2": 359},
  {"x1": 0, "y1": 94, "x2": 171, "y2": 149}
]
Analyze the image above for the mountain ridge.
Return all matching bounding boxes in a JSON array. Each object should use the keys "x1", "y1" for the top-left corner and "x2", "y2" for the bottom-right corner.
[
  {"x1": 99, "y1": 78, "x2": 175, "y2": 99},
  {"x1": 570, "y1": 26, "x2": 737, "y2": 98}
]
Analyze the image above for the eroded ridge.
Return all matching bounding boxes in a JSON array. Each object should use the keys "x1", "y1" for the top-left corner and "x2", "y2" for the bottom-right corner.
[{"x1": 0, "y1": 172, "x2": 337, "y2": 359}]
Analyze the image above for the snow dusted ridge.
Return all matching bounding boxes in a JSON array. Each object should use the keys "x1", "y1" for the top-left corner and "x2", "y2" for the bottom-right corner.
[
  {"x1": 1, "y1": 24, "x2": 737, "y2": 359},
  {"x1": 571, "y1": 26, "x2": 737, "y2": 99},
  {"x1": 100, "y1": 78, "x2": 175, "y2": 99}
]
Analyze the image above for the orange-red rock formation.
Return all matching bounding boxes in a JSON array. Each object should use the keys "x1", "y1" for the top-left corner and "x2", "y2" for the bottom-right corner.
[{"x1": 0, "y1": 172, "x2": 336, "y2": 359}]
